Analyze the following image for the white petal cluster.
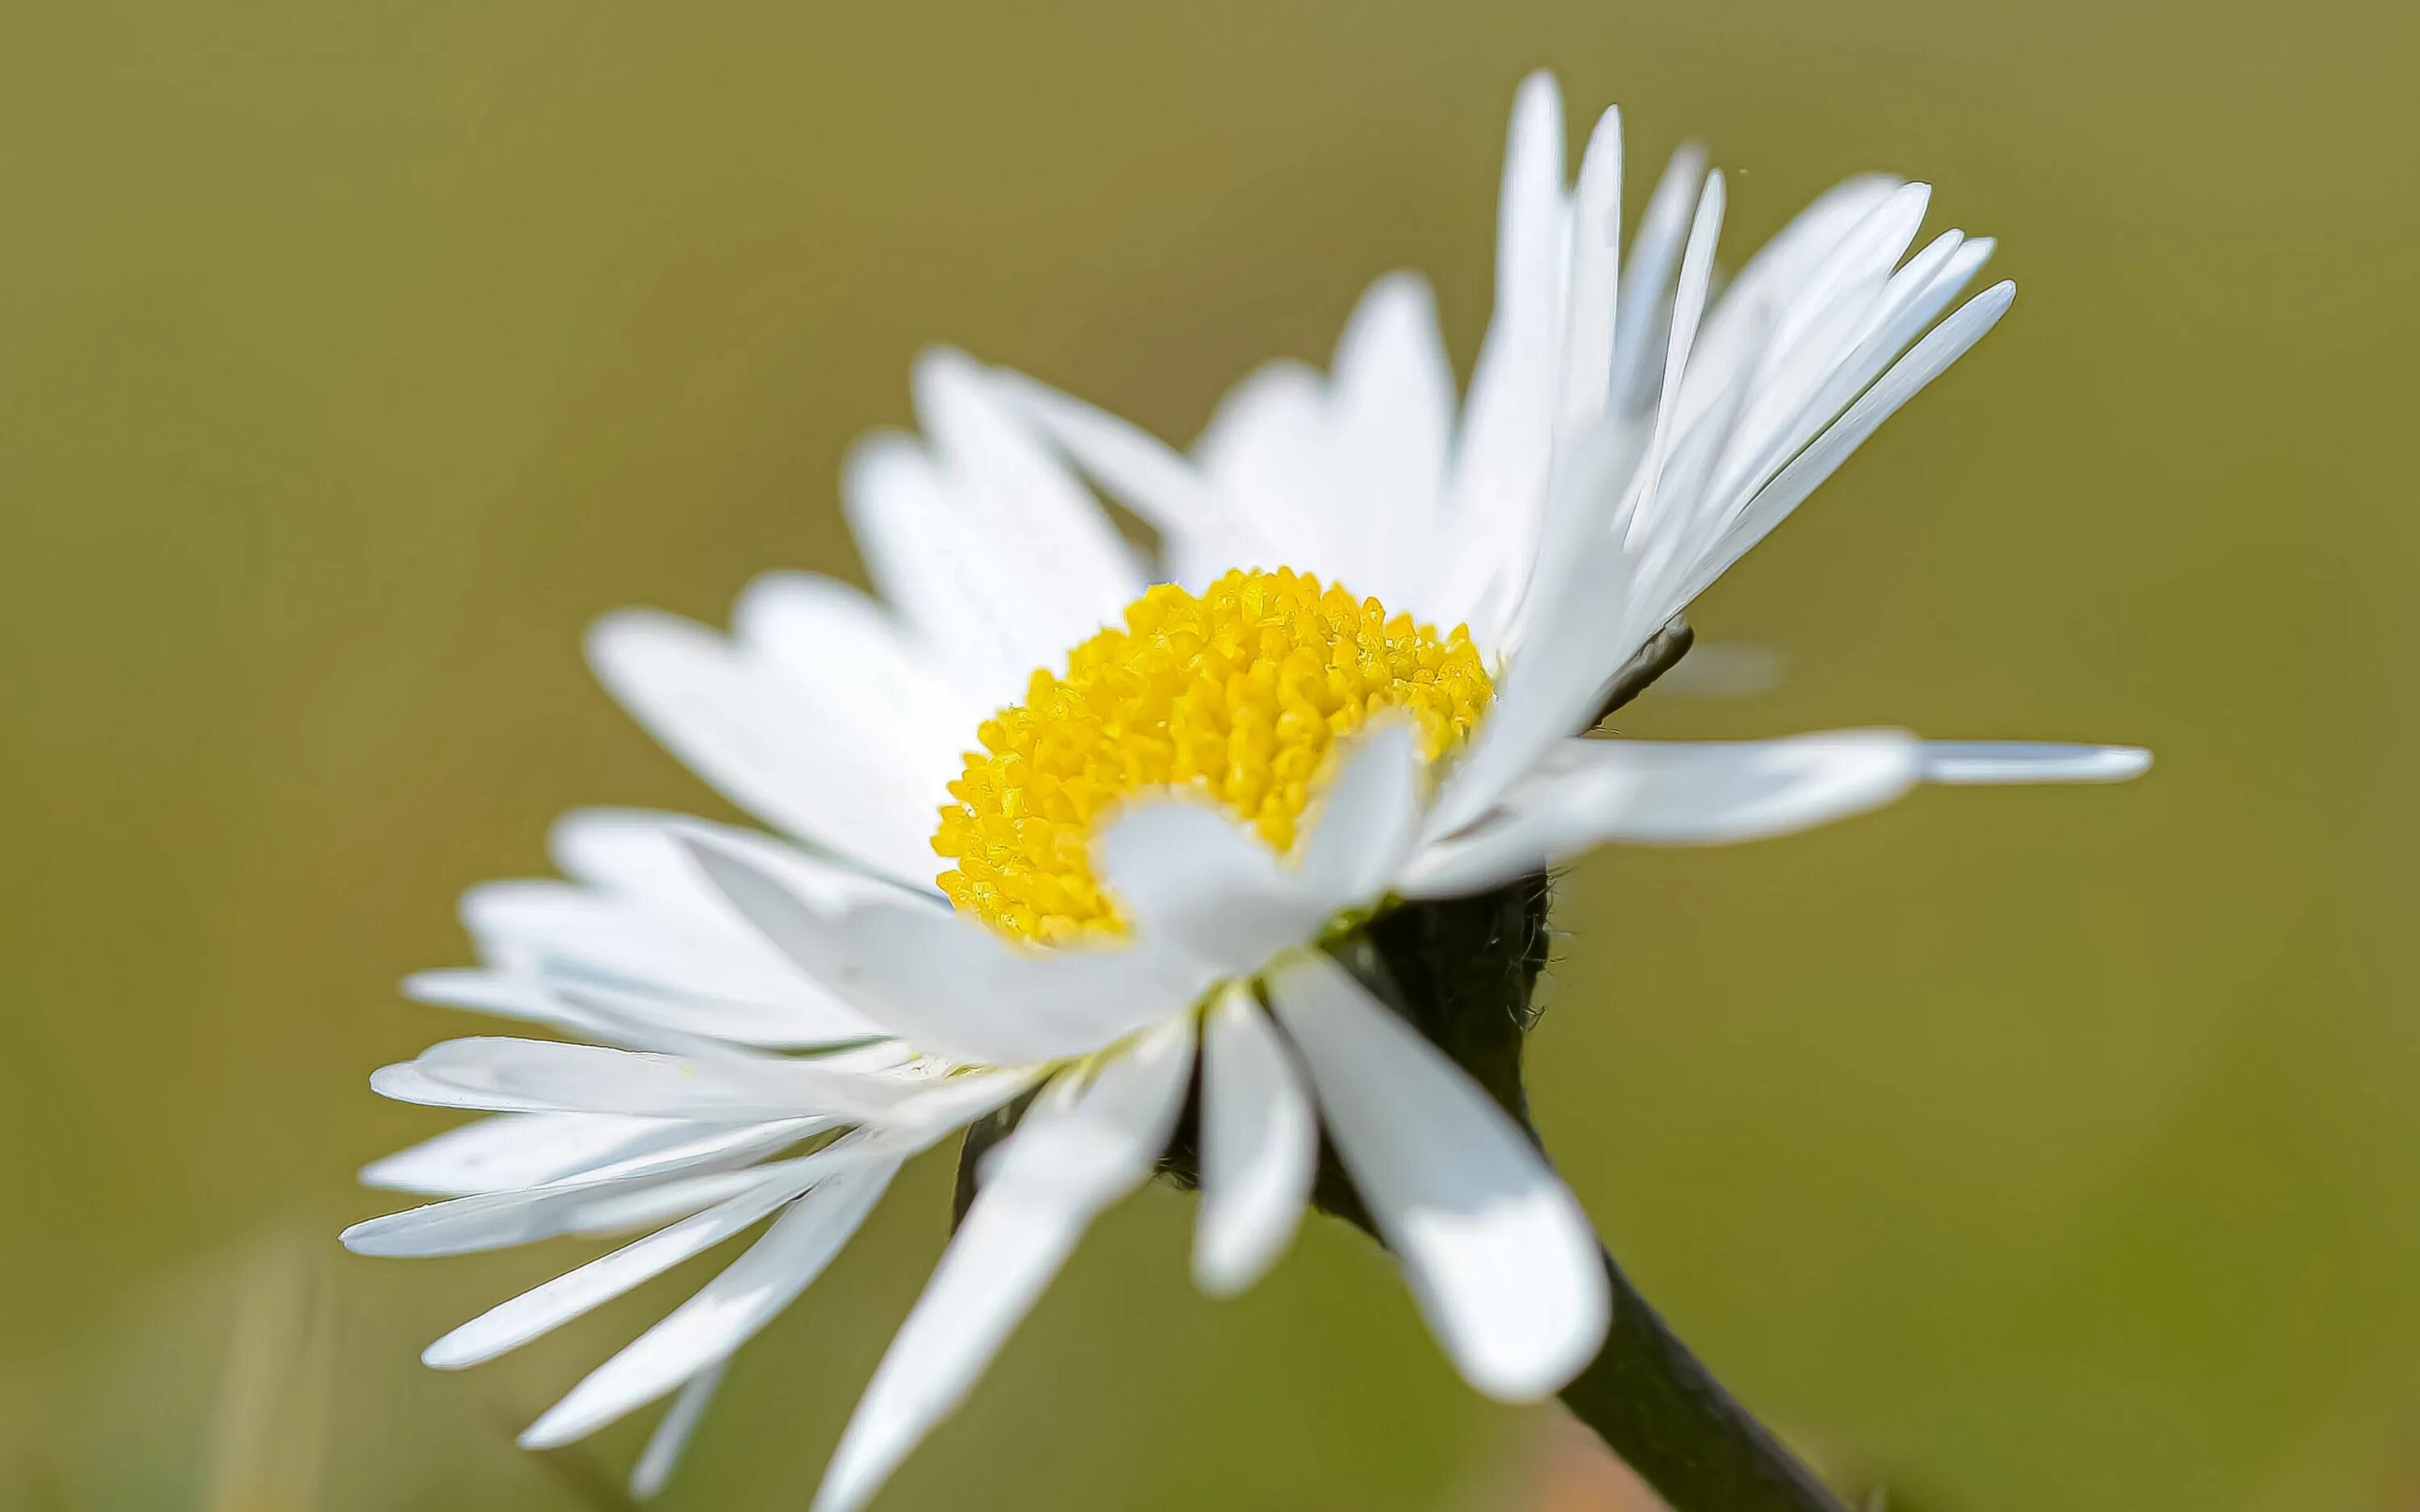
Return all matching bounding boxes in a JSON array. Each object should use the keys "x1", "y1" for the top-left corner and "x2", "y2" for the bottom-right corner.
[{"x1": 348, "y1": 72, "x2": 2147, "y2": 1510}]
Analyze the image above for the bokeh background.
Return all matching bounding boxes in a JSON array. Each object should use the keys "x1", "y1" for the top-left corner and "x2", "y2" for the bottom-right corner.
[{"x1": 5, "y1": 2, "x2": 2417, "y2": 1509}]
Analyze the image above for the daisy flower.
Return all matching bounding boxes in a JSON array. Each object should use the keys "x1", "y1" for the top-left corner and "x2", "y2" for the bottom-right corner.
[{"x1": 345, "y1": 72, "x2": 2147, "y2": 1510}]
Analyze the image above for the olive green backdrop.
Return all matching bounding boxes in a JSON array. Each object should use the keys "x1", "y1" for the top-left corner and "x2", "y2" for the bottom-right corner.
[{"x1": 4, "y1": 2, "x2": 2416, "y2": 1509}]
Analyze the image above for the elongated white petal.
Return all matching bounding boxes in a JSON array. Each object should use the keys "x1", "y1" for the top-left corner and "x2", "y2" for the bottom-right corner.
[
  {"x1": 1921, "y1": 742, "x2": 2151, "y2": 784},
  {"x1": 343, "y1": 1127, "x2": 828, "y2": 1260},
  {"x1": 912, "y1": 348, "x2": 1145, "y2": 628},
  {"x1": 684, "y1": 835, "x2": 1194, "y2": 1063},
  {"x1": 345, "y1": 1170, "x2": 720, "y2": 1260},
  {"x1": 730, "y1": 572, "x2": 971, "y2": 744},
  {"x1": 1556, "y1": 105, "x2": 1624, "y2": 434},
  {"x1": 565, "y1": 1168, "x2": 788, "y2": 1239},
  {"x1": 1323, "y1": 272, "x2": 1456, "y2": 608},
  {"x1": 812, "y1": 1020, "x2": 1196, "y2": 1512},
  {"x1": 983, "y1": 367, "x2": 1262, "y2": 569},
  {"x1": 457, "y1": 879, "x2": 861, "y2": 1048},
  {"x1": 393, "y1": 1038, "x2": 905, "y2": 1122},
  {"x1": 424, "y1": 1164, "x2": 820, "y2": 1368},
  {"x1": 1267, "y1": 954, "x2": 1606, "y2": 1400},
  {"x1": 1194, "y1": 985, "x2": 1316, "y2": 1296},
  {"x1": 1604, "y1": 143, "x2": 1709, "y2": 423},
  {"x1": 1679, "y1": 280, "x2": 2017, "y2": 606},
  {"x1": 522, "y1": 1160, "x2": 901, "y2": 1449},
  {"x1": 586, "y1": 608, "x2": 945, "y2": 884},
  {"x1": 1089, "y1": 800, "x2": 1316, "y2": 976},
  {"x1": 1295, "y1": 717, "x2": 1425, "y2": 910},
  {"x1": 369, "y1": 1061, "x2": 549, "y2": 1114},
  {"x1": 360, "y1": 1111, "x2": 689, "y2": 1197},
  {"x1": 1443, "y1": 71, "x2": 1568, "y2": 639},
  {"x1": 842, "y1": 433, "x2": 1067, "y2": 704},
  {"x1": 1423, "y1": 419, "x2": 1654, "y2": 840},
  {"x1": 632, "y1": 1360, "x2": 725, "y2": 1501},
  {"x1": 1406, "y1": 731, "x2": 2152, "y2": 898}
]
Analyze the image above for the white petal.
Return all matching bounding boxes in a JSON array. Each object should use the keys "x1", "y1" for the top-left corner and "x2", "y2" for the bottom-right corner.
[
  {"x1": 1193, "y1": 984, "x2": 1316, "y2": 1296},
  {"x1": 1538, "y1": 729, "x2": 1930, "y2": 843},
  {"x1": 361, "y1": 1111, "x2": 696, "y2": 1197},
  {"x1": 392, "y1": 1037, "x2": 911, "y2": 1122},
  {"x1": 1324, "y1": 272, "x2": 1455, "y2": 606},
  {"x1": 521, "y1": 1160, "x2": 901, "y2": 1448},
  {"x1": 683, "y1": 835, "x2": 1195, "y2": 1064},
  {"x1": 457, "y1": 879, "x2": 865, "y2": 1048},
  {"x1": 1194, "y1": 360, "x2": 1339, "y2": 574},
  {"x1": 1921, "y1": 741, "x2": 2151, "y2": 784},
  {"x1": 841, "y1": 432, "x2": 1059, "y2": 702},
  {"x1": 1603, "y1": 143, "x2": 1709, "y2": 423},
  {"x1": 1619, "y1": 168, "x2": 1725, "y2": 551},
  {"x1": 1437, "y1": 172, "x2": 1729, "y2": 843},
  {"x1": 732, "y1": 570, "x2": 970, "y2": 762},
  {"x1": 369, "y1": 1061, "x2": 548, "y2": 1114},
  {"x1": 1266, "y1": 954, "x2": 1606, "y2": 1401},
  {"x1": 565, "y1": 1168, "x2": 787, "y2": 1239},
  {"x1": 912, "y1": 349, "x2": 1145, "y2": 642},
  {"x1": 1406, "y1": 731, "x2": 1925, "y2": 895},
  {"x1": 1556, "y1": 106, "x2": 1624, "y2": 435},
  {"x1": 1696, "y1": 227, "x2": 1994, "y2": 540},
  {"x1": 811, "y1": 1020, "x2": 1195, "y2": 1512},
  {"x1": 1295, "y1": 717, "x2": 1425, "y2": 909},
  {"x1": 1444, "y1": 71, "x2": 1568, "y2": 632},
  {"x1": 1088, "y1": 799, "x2": 1317, "y2": 976},
  {"x1": 1423, "y1": 419, "x2": 1654, "y2": 840},
  {"x1": 1686, "y1": 173, "x2": 1904, "y2": 414},
  {"x1": 632, "y1": 1360, "x2": 724, "y2": 1501},
  {"x1": 341, "y1": 1126, "x2": 828, "y2": 1260},
  {"x1": 1679, "y1": 280, "x2": 2017, "y2": 606},
  {"x1": 1406, "y1": 731, "x2": 2150, "y2": 898},
  {"x1": 402, "y1": 968, "x2": 608, "y2": 1043},
  {"x1": 586, "y1": 607, "x2": 944, "y2": 883},
  {"x1": 983, "y1": 367, "x2": 1261, "y2": 569},
  {"x1": 423, "y1": 1162, "x2": 821, "y2": 1368}
]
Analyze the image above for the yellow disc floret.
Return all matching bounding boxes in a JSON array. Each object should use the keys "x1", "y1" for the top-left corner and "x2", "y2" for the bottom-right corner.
[{"x1": 933, "y1": 568, "x2": 1493, "y2": 944}]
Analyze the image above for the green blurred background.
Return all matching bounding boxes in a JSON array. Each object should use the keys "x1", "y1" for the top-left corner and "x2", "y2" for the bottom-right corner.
[{"x1": 5, "y1": 1, "x2": 2417, "y2": 1508}]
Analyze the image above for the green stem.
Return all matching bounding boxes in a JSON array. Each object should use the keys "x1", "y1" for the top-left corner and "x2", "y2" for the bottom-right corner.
[
  {"x1": 1557, "y1": 1244, "x2": 1851, "y2": 1512},
  {"x1": 1309, "y1": 1170, "x2": 1844, "y2": 1512},
  {"x1": 1328, "y1": 877, "x2": 1850, "y2": 1512}
]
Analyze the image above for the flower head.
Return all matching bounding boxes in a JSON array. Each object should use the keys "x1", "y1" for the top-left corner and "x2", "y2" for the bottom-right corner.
[{"x1": 347, "y1": 71, "x2": 2147, "y2": 1510}]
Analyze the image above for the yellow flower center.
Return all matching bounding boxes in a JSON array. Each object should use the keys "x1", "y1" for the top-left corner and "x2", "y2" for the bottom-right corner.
[{"x1": 933, "y1": 568, "x2": 1493, "y2": 943}]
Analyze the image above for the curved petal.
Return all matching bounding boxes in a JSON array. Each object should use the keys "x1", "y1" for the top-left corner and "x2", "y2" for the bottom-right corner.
[
  {"x1": 384, "y1": 1037, "x2": 907, "y2": 1122},
  {"x1": 1922, "y1": 741, "x2": 2151, "y2": 784},
  {"x1": 1441, "y1": 71, "x2": 1569, "y2": 639},
  {"x1": 811, "y1": 1020, "x2": 1195, "y2": 1512},
  {"x1": 911, "y1": 348, "x2": 1145, "y2": 624},
  {"x1": 1193, "y1": 984, "x2": 1316, "y2": 1297},
  {"x1": 1404, "y1": 731, "x2": 2151, "y2": 898},
  {"x1": 1295, "y1": 716, "x2": 1426, "y2": 909},
  {"x1": 1266, "y1": 954, "x2": 1606, "y2": 1401},
  {"x1": 632, "y1": 1360, "x2": 725, "y2": 1500},
  {"x1": 1321, "y1": 272, "x2": 1456, "y2": 610},
  {"x1": 1088, "y1": 799, "x2": 1315, "y2": 976},
  {"x1": 520, "y1": 1160, "x2": 901, "y2": 1449},
  {"x1": 360, "y1": 1111, "x2": 703, "y2": 1198},
  {"x1": 586, "y1": 607, "x2": 946, "y2": 884},
  {"x1": 341, "y1": 1135, "x2": 828, "y2": 1260},
  {"x1": 423, "y1": 1162, "x2": 821, "y2": 1368},
  {"x1": 983, "y1": 367, "x2": 1262, "y2": 576},
  {"x1": 684, "y1": 835, "x2": 1195, "y2": 1064}
]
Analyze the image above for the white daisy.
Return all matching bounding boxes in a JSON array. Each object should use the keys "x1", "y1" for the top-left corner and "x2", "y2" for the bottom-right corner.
[{"x1": 347, "y1": 72, "x2": 2147, "y2": 1510}]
